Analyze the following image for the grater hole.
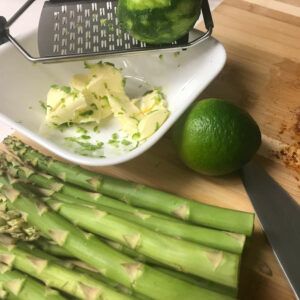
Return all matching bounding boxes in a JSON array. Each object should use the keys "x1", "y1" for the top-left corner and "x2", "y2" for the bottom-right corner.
[{"x1": 38, "y1": 0, "x2": 189, "y2": 57}]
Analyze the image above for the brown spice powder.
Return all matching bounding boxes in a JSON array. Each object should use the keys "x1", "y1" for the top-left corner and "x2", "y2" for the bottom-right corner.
[
  {"x1": 273, "y1": 142, "x2": 300, "y2": 173},
  {"x1": 294, "y1": 107, "x2": 300, "y2": 136}
]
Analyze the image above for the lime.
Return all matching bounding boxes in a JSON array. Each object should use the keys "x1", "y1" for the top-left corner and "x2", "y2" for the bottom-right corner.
[{"x1": 172, "y1": 98, "x2": 261, "y2": 176}]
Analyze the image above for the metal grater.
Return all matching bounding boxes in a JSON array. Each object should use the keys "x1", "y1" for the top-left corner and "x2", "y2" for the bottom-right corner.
[{"x1": 0, "y1": 0, "x2": 214, "y2": 64}]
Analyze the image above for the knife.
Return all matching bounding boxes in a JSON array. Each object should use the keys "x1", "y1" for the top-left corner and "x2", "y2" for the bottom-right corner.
[{"x1": 241, "y1": 161, "x2": 300, "y2": 299}]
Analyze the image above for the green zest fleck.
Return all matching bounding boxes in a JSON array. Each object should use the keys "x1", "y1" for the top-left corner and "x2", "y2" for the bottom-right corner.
[
  {"x1": 76, "y1": 127, "x2": 88, "y2": 134},
  {"x1": 46, "y1": 105, "x2": 53, "y2": 112},
  {"x1": 61, "y1": 86, "x2": 71, "y2": 94},
  {"x1": 108, "y1": 133, "x2": 120, "y2": 147},
  {"x1": 53, "y1": 122, "x2": 73, "y2": 132},
  {"x1": 100, "y1": 18, "x2": 107, "y2": 26},
  {"x1": 174, "y1": 51, "x2": 180, "y2": 57},
  {"x1": 143, "y1": 90, "x2": 153, "y2": 96},
  {"x1": 91, "y1": 92, "x2": 98, "y2": 99},
  {"x1": 108, "y1": 139, "x2": 119, "y2": 147},
  {"x1": 93, "y1": 125, "x2": 100, "y2": 133},
  {"x1": 103, "y1": 61, "x2": 115, "y2": 67},
  {"x1": 112, "y1": 133, "x2": 119, "y2": 140},
  {"x1": 130, "y1": 116, "x2": 139, "y2": 122},
  {"x1": 159, "y1": 54, "x2": 163, "y2": 60},
  {"x1": 155, "y1": 96, "x2": 162, "y2": 105},
  {"x1": 79, "y1": 110, "x2": 94, "y2": 117},
  {"x1": 90, "y1": 103, "x2": 98, "y2": 110},
  {"x1": 65, "y1": 137, "x2": 104, "y2": 151},
  {"x1": 121, "y1": 139, "x2": 132, "y2": 146},
  {"x1": 108, "y1": 23, "x2": 114, "y2": 32},
  {"x1": 155, "y1": 122, "x2": 160, "y2": 132},
  {"x1": 84, "y1": 61, "x2": 91, "y2": 69},
  {"x1": 132, "y1": 132, "x2": 140, "y2": 140},
  {"x1": 51, "y1": 85, "x2": 71, "y2": 94},
  {"x1": 39, "y1": 101, "x2": 47, "y2": 111},
  {"x1": 81, "y1": 135, "x2": 91, "y2": 140}
]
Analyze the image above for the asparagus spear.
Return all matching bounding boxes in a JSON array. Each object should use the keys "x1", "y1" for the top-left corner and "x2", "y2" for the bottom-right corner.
[
  {"x1": 0, "y1": 207, "x2": 40, "y2": 242},
  {"x1": 4, "y1": 136, "x2": 254, "y2": 235},
  {"x1": 16, "y1": 242, "x2": 150, "y2": 300},
  {"x1": 0, "y1": 186, "x2": 39, "y2": 242},
  {"x1": 2, "y1": 156, "x2": 246, "y2": 254},
  {"x1": 32, "y1": 237, "x2": 237, "y2": 298},
  {"x1": 72, "y1": 265, "x2": 151, "y2": 300},
  {"x1": 47, "y1": 198, "x2": 240, "y2": 287},
  {"x1": 0, "y1": 238, "x2": 135, "y2": 300},
  {"x1": 0, "y1": 180, "x2": 234, "y2": 300},
  {"x1": 1, "y1": 175, "x2": 238, "y2": 298},
  {"x1": 25, "y1": 245, "x2": 150, "y2": 300},
  {"x1": 34, "y1": 238, "x2": 71, "y2": 257},
  {"x1": 155, "y1": 267, "x2": 237, "y2": 298},
  {"x1": 99, "y1": 239, "x2": 239, "y2": 297},
  {"x1": 0, "y1": 153, "x2": 173, "y2": 222},
  {"x1": 42, "y1": 196, "x2": 239, "y2": 288},
  {"x1": 44, "y1": 189, "x2": 245, "y2": 254},
  {"x1": 0, "y1": 265, "x2": 66, "y2": 300}
]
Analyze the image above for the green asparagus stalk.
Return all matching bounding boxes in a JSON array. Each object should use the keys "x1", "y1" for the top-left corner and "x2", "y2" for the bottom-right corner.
[
  {"x1": 44, "y1": 189, "x2": 245, "y2": 254},
  {"x1": 32, "y1": 237, "x2": 237, "y2": 298},
  {"x1": 0, "y1": 180, "x2": 235, "y2": 300},
  {"x1": 6, "y1": 294, "x2": 22, "y2": 300},
  {"x1": 2, "y1": 156, "x2": 246, "y2": 254},
  {"x1": 4, "y1": 136, "x2": 254, "y2": 235},
  {"x1": 4, "y1": 244, "x2": 136, "y2": 300},
  {"x1": 0, "y1": 238, "x2": 135, "y2": 300},
  {"x1": 70, "y1": 254, "x2": 237, "y2": 298},
  {"x1": 0, "y1": 176, "x2": 40, "y2": 242},
  {"x1": 72, "y1": 264, "x2": 151, "y2": 300},
  {"x1": 42, "y1": 196, "x2": 239, "y2": 288},
  {"x1": 0, "y1": 153, "x2": 174, "y2": 222},
  {"x1": 0, "y1": 264, "x2": 66, "y2": 300},
  {"x1": 103, "y1": 239, "x2": 160, "y2": 266},
  {"x1": 1, "y1": 166, "x2": 242, "y2": 287},
  {"x1": 17, "y1": 243, "x2": 149, "y2": 300},
  {"x1": 5, "y1": 173, "x2": 210, "y2": 297},
  {"x1": 155, "y1": 267, "x2": 237, "y2": 298},
  {"x1": 34, "y1": 238, "x2": 71, "y2": 257}
]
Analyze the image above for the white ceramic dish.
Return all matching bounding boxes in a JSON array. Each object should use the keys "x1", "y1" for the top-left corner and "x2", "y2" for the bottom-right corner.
[{"x1": 0, "y1": 31, "x2": 226, "y2": 166}]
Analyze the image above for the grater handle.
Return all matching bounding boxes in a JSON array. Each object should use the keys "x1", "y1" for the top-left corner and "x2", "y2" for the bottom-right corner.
[
  {"x1": 0, "y1": 0, "x2": 36, "y2": 46},
  {"x1": 0, "y1": 16, "x2": 8, "y2": 46},
  {"x1": 6, "y1": 0, "x2": 36, "y2": 28},
  {"x1": 202, "y1": 0, "x2": 214, "y2": 30}
]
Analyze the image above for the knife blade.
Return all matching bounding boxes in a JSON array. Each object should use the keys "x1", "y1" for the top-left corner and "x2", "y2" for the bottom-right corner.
[{"x1": 241, "y1": 161, "x2": 300, "y2": 299}]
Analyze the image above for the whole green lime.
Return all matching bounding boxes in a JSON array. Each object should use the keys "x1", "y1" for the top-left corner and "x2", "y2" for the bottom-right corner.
[{"x1": 172, "y1": 99, "x2": 261, "y2": 176}]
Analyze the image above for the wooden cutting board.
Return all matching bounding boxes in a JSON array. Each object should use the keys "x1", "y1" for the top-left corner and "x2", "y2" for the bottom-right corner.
[
  {"x1": 1, "y1": 0, "x2": 299, "y2": 299},
  {"x1": 95, "y1": 1, "x2": 298, "y2": 298}
]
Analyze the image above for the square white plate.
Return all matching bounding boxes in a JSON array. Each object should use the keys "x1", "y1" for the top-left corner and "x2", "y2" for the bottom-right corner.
[{"x1": 0, "y1": 32, "x2": 226, "y2": 166}]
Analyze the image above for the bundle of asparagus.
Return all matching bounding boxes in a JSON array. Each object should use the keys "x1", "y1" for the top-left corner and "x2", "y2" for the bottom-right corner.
[{"x1": 0, "y1": 136, "x2": 255, "y2": 300}]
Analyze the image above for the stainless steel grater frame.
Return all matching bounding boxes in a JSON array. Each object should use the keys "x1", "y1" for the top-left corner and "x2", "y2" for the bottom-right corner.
[{"x1": 0, "y1": 0, "x2": 214, "y2": 63}]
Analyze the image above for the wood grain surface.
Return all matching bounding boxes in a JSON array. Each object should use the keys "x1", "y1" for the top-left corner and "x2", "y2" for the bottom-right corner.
[{"x1": 1, "y1": 0, "x2": 299, "y2": 299}]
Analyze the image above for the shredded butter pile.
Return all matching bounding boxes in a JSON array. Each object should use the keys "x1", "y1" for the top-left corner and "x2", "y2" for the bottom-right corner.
[{"x1": 46, "y1": 62, "x2": 169, "y2": 141}]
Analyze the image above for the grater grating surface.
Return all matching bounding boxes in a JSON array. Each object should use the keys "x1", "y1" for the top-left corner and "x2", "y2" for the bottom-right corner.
[
  {"x1": 38, "y1": 0, "x2": 188, "y2": 57},
  {"x1": 0, "y1": 0, "x2": 213, "y2": 63}
]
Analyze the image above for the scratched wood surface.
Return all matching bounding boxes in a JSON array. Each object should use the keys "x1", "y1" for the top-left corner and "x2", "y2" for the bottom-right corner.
[{"x1": 1, "y1": 0, "x2": 300, "y2": 299}]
